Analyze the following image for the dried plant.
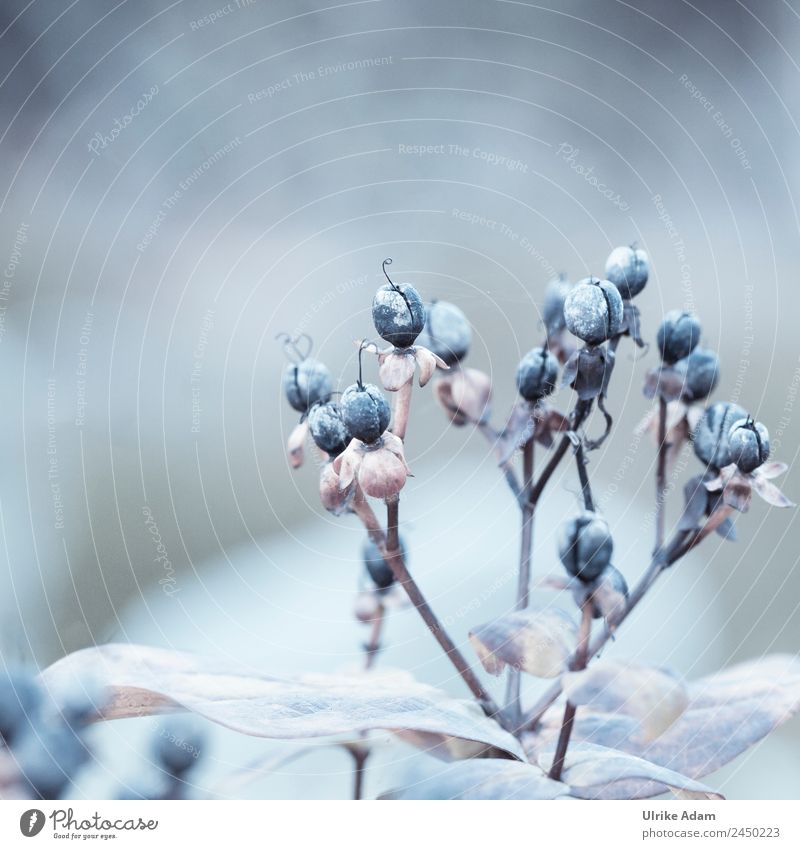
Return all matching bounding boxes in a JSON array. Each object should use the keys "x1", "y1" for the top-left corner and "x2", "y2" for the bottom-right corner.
[{"x1": 9, "y1": 251, "x2": 797, "y2": 801}]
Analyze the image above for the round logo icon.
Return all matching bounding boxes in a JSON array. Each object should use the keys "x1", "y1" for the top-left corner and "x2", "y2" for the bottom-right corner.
[{"x1": 19, "y1": 810, "x2": 46, "y2": 837}]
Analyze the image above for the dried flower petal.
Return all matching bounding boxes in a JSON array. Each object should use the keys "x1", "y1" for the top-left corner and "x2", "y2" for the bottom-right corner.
[
  {"x1": 378, "y1": 350, "x2": 416, "y2": 391},
  {"x1": 358, "y1": 446, "x2": 408, "y2": 499},
  {"x1": 752, "y1": 475, "x2": 795, "y2": 508}
]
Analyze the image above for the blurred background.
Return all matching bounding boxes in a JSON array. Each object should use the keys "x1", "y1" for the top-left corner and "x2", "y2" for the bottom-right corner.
[{"x1": 0, "y1": 0, "x2": 798, "y2": 798}]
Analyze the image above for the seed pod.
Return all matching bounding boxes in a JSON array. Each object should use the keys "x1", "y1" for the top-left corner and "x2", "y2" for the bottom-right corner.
[
  {"x1": 677, "y1": 347, "x2": 719, "y2": 402},
  {"x1": 558, "y1": 512, "x2": 614, "y2": 583},
  {"x1": 516, "y1": 347, "x2": 559, "y2": 402},
  {"x1": 693, "y1": 401, "x2": 747, "y2": 469},
  {"x1": 417, "y1": 300, "x2": 472, "y2": 366},
  {"x1": 341, "y1": 383, "x2": 391, "y2": 444},
  {"x1": 363, "y1": 536, "x2": 407, "y2": 591},
  {"x1": 15, "y1": 724, "x2": 90, "y2": 800},
  {"x1": 308, "y1": 402, "x2": 351, "y2": 457},
  {"x1": 564, "y1": 278, "x2": 624, "y2": 345},
  {"x1": 372, "y1": 259, "x2": 426, "y2": 349},
  {"x1": 728, "y1": 418, "x2": 770, "y2": 473},
  {"x1": 283, "y1": 359, "x2": 332, "y2": 413},
  {"x1": 604, "y1": 245, "x2": 649, "y2": 299},
  {"x1": 156, "y1": 720, "x2": 204, "y2": 777},
  {"x1": 656, "y1": 311, "x2": 701, "y2": 364},
  {"x1": 0, "y1": 668, "x2": 41, "y2": 745},
  {"x1": 542, "y1": 274, "x2": 572, "y2": 335}
]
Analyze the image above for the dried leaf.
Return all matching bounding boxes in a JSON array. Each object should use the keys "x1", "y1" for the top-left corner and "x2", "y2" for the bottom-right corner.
[
  {"x1": 722, "y1": 476, "x2": 752, "y2": 513},
  {"x1": 678, "y1": 474, "x2": 710, "y2": 532},
  {"x1": 538, "y1": 654, "x2": 800, "y2": 781},
  {"x1": 752, "y1": 475, "x2": 795, "y2": 508},
  {"x1": 497, "y1": 401, "x2": 535, "y2": 465},
  {"x1": 40, "y1": 644, "x2": 525, "y2": 761},
  {"x1": 434, "y1": 369, "x2": 491, "y2": 426},
  {"x1": 381, "y1": 759, "x2": 571, "y2": 800},
  {"x1": 469, "y1": 609, "x2": 576, "y2": 679},
  {"x1": 537, "y1": 743, "x2": 723, "y2": 800},
  {"x1": 563, "y1": 662, "x2": 688, "y2": 742},
  {"x1": 287, "y1": 421, "x2": 308, "y2": 469}
]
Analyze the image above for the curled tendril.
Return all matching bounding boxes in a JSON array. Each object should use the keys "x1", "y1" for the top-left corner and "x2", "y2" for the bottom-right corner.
[
  {"x1": 276, "y1": 332, "x2": 313, "y2": 364},
  {"x1": 584, "y1": 395, "x2": 613, "y2": 451},
  {"x1": 357, "y1": 339, "x2": 369, "y2": 389},
  {"x1": 382, "y1": 258, "x2": 399, "y2": 292}
]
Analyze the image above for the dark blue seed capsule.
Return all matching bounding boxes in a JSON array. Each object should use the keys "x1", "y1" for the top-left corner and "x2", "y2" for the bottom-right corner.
[
  {"x1": 308, "y1": 402, "x2": 351, "y2": 457},
  {"x1": 363, "y1": 536, "x2": 407, "y2": 591},
  {"x1": 156, "y1": 720, "x2": 204, "y2": 778},
  {"x1": 0, "y1": 668, "x2": 41, "y2": 745},
  {"x1": 676, "y1": 347, "x2": 719, "y2": 402},
  {"x1": 417, "y1": 301, "x2": 471, "y2": 365},
  {"x1": 283, "y1": 359, "x2": 332, "y2": 413},
  {"x1": 341, "y1": 383, "x2": 391, "y2": 444},
  {"x1": 564, "y1": 278, "x2": 624, "y2": 345},
  {"x1": 558, "y1": 512, "x2": 614, "y2": 583},
  {"x1": 15, "y1": 726, "x2": 89, "y2": 800},
  {"x1": 693, "y1": 401, "x2": 747, "y2": 468},
  {"x1": 656, "y1": 311, "x2": 701, "y2": 364},
  {"x1": 604, "y1": 246, "x2": 649, "y2": 299},
  {"x1": 728, "y1": 418, "x2": 770, "y2": 473},
  {"x1": 516, "y1": 347, "x2": 559, "y2": 402},
  {"x1": 372, "y1": 280, "x2": 426, "y2": 349},
  {"x1": 542, "y1": 275, "x2": 572, "y2": 335}
]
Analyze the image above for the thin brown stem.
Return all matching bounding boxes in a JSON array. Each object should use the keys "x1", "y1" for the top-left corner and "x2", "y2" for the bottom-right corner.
[
  {"x1": 376, "y1": 497, "x2": 504, "y2": 722},
  {"x1": 548, "y1": 600, "x2": 592, "y2": 781},
  {"x1": 391, "y1": 380, "x2": 413, "y2": 441},
  {"x1": 574, "y1": 442, "x2": 595, "y2": 512},
  {"x1": 655, "y1": 397, "x2": 668, "y2": 552},
  {"x1": 504, "y1": 439, "x2": 535, "y2": 722},
  {"x1": 477, "y1": 421, "x2": 522, "y2": 500},
  {"x1": 351, "y1": 747, "x2": 368, "y2": 800},
  {"x1": 364, "y1": 605, "x2": 385, "y2": 670}
]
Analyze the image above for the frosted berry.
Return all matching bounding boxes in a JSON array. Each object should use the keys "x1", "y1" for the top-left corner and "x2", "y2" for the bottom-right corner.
[
  {"x1": 417, "y1": 300, "x2": 471, "y2": 366},
  {"x1": 341, "y1": 383, "x2": 391, "y2": 444},
  {"x1": 693, "y1": 401, "x2": 747, "y2": 469},
  {"x1": 604, "y1": 245, "x2": 649, "y2": 299},
  {"x1": 516, "y1": 347, "x2": 559, "y2": 402},
  {"x1": 308, "y1": 401, "x2": 351, "y2": 457},
  {"x1": 372, "y1": 259, "x2": 426, "y2": 349},
  {"x1": 156, "y1": 720, "x2": 204, "y2": 778},
  {"x1": 564, "y1": 278, "x2": 624, "y2": 345},
  {"x1": 558, "y1": 512, "x2": 614, "y2": 583},
  {"x1": 656, "y1": 311, "x2": 701, "y2": 364},
  {"x1": 0, "y1": 668, "x2": 41, "y2": 745},
  {"x1": 283, "y1": 359, "x2": 332, "y2": 413},
  {"x1": 363, "y1": 536, "x2": 406, "y2": 591},
  {"x1": 677, "y1": 347, "x2": 719, "y2": 401},
  {"x1": 728, "y1": 418, "x2": 770, "y2": 473},
  {"x1": 542, "y1": 274, "x2": 572, "y2": 335}
]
